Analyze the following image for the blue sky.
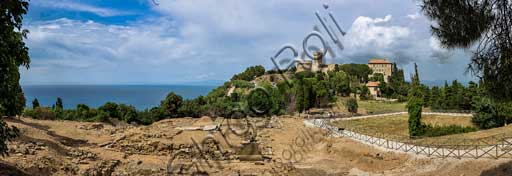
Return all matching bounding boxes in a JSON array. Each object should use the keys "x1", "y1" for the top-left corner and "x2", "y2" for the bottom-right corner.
[{"x1": 20, "y1": 0, "x2": 477, "y2": 85}]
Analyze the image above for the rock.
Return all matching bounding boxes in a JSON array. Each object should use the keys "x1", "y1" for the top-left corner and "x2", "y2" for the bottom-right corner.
[
  {"x1": 19, "y1": 145, "x2": 29, "y2": 154},
  {"x1": 91, "y1": 123, "x2": 104, "y2": 129},
  {"x1": 81, "y1": 159, "x2": 120, "y2": 176}
]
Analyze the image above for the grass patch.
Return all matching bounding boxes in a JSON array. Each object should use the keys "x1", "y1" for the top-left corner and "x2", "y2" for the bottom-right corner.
[
  {"x1": 331, "y1": 114, "x2": 504, "y2": 146},
  {"x1": 422, "y1": 125, "x2": 477, "y2": 137},
  {"x1": 358, "y1": 101, "x2": 406, "y2": 114},
  {"x1": 334, "y1": 115, "x2": 474, "y2": 136}
]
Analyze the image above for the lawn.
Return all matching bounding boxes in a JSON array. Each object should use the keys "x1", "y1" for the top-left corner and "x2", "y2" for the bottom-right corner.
[{"x1": 332, "y1": 114, "x2": 512, "y2": 146}]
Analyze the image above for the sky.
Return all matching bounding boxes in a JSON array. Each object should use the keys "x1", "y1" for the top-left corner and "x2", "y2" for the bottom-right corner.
[{"x1": 20, "y1": 0, "x2": 477, "y2": 85}]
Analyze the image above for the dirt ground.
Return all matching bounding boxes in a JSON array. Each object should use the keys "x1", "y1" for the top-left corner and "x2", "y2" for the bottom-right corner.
[{"x1": 1, "y1": 116, "x2": 511, "y2": 176}]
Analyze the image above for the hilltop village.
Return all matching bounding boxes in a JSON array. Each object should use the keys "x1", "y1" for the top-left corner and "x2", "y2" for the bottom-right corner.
[{"x1": 293, "y1": 52, "x2": 393, "y2": 98}]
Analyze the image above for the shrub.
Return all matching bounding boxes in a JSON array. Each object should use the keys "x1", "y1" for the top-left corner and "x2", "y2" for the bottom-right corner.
[
  {"x1": 135, "y1": 107, "x2": 159, "y2": 125},
  {"x1": 23, "y1": 107, "x2": 57, "y2": 120},
  {"x1": 95, "y1": 110, "x2": 110, "y2": 122},
  {"x1": 161, "y1": 92, "x2": 183, "y2": 118},
  {"x1": 178, "y1": 100, "x2": 203, "y2": 118},
  {"x1": 359, "y1": 85, "x2": 371, "y2": 100},
  {"x1": 117, "y1": 104, "x2": 138, "y2": 123},
  {"x1": 346, "y1": 98, "x2": 358, "y2": 114},
  {"x1": 98, "y1": 102, "x2": 119, "y2": 119},
  {"x1": 472, "y1": 97, "x2": 504, "y2": 129},
  {"x1": 247, "y1": 87, "x2": 272, "y2": 115},
  {"x1": 421, "y1": 124, "x2": 477, "y2": 137},
  {"x1": 231, "y1": 80, "x2": 254, "y2": 89}
]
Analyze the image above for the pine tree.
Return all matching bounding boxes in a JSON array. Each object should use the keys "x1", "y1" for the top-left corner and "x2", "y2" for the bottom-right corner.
[
  {"x1": 422, "y1": 0, "x2": 512, "y2": 101},
  {"x1": 407, "y1": 63, "x2": 424, "y2": 137}
]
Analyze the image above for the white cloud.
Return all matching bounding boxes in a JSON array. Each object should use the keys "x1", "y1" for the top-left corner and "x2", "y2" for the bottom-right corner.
[
  {"x1": 33, "y1": 0, "x2": 131, "y2": 17},
  {"x1": 22, "y1": 0, "x2": 477, "y2": 84},
  {"x1": 407, "y1": 13, "x2": 421, "y2": 20},
  {"x1": 345, "y1": 15, "x2": 409, "y2": 48}
]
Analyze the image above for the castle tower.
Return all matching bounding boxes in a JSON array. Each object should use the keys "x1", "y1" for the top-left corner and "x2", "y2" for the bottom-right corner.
[{"x1": 312, "y1": 51, "x2": 323, "y2": 72}]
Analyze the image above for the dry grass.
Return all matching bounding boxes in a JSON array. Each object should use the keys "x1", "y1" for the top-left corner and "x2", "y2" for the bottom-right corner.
[
  {"x1": 334, "y1": 114, "x2": 473, "y2": 137},
  {"x1": 331, "y1": 114, "x2": 512, "y2": 146},
  {"x1": 358, "y1": 101, "x2": 407, "y2": 114}
]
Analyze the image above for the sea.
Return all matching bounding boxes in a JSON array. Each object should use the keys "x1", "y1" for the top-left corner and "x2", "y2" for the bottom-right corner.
[{"x1": 22, "y1": 85, "x2": 217, "y2": 110}]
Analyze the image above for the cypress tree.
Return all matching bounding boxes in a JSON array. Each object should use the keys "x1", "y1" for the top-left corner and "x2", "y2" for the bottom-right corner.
[
  {"x1": 55, "y1": 97, "x2": 63, "y2": 110},
  {"x1": 32, "y1": 98, "x2": 40, "y2": 108},
  {"x1": 407, "y1": 63, "x2": 424, "y2": 137}
]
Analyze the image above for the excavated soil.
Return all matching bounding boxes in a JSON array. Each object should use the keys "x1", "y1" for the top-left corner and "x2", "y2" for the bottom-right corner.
[{"x1": 1, "y1": 116, "x2": 511, "y2": 176}]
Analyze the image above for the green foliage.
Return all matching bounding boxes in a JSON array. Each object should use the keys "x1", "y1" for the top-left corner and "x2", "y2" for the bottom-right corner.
[
  {"x1": 0, "y1": 0, "x2": 28, "y2": 156},
  {"x1": 314, "y1": 80, "x2": 329, "y2": 107},
  {"x1": 247, "y1": 87, "x2": 273, "y2": 115},
  {"x1": 231, "y1": 80, "x2": 254, "y2": 89},
  {"x1": 346, "y1": 98, "x2": 358, "y2": 114},
  {"x1": 359, "y1": 85, "x2": 371, "y2": 100},
  {"x1": 32, "y1": 98, "x2": 39, "y2": 108},
  {"x1": 160, "y1": 92, "x2": 183, "y2": 118},
  {"x1": 231, "y1": 65, "x2": 265, "y2": 81},
  {"x1": 380, "y1": 63, "x2": 408, "y2": 99},
  {"x1": 117, "y1": 104, "x2": 138, "y2": 123},
  {"x1": 472, "y1": 97, "x2": 504, "y2": 129},
  {"x1": 369, "y1": 73, "x2": 385, "y2": 82},
  {"x1": 294, "y1": 79, "x2": 306, "y2": 113},
  {"x1": 178, "y1": 99, "x2": 205, "y2": 118},
  {"x1": 430, "y1": 86, "x2": 443, "y2": 110},
  {"x1": 430, "y1": 80, "x2": 478, "y2": 111},
  {"x1": 338, "y1": 64, "x2": 373, "y2": 83},
  {"x1": 0, "y1": 0, "x2": 30, "y2": 117},
  {"x1": 98, "y1": 102, "x2": 119, "y2": 119},
  {"x1": 94, "y1": 110, "x2": 109, "y2": 123},
  {"x1": 421, "y1": 124, "x2": 477, "y2": 137},
  {"x1": 328, "y1": 71, "x2": 350, "y2": 96},
  {"x1": 55, "y1": 97, "x2": 63, "y2": 110},
  {"x1": 407, "y1": 63, "x2": 424, "y2": 137},
  {"x1": 422, "y1": 0, "x2": 512, "y2": 101},
  {"x1": 23, "y1": 107, "x2": 57, "y2": 120}
]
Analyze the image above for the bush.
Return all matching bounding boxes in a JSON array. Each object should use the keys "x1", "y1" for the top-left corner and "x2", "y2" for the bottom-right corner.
[
  {"x1": 421, "y1": 124, "x2": 477, "y2": 137},
  {"x1": 231, "y1": 80, "x2": 254, "y2": 89},
  {"x1": 98, "y1": 102, "x2": 119, "y2": 119},
  {"x1": 178, "y1": 100, "x2": 204, "y2": 118},
  {"x1": 472, "y1": 97, "x2": 504, "y2": 129},
  {"x1": 117, "y1": 104, "x2": 138, "y2": 123},
  {"x1": 346, "y1": 98, "x2": 358, "y2": 114},
  {"x1": 95, "y1": 110, "x2": 110, "y2": 122},
  {"x1": 359, "y1": 85, "x2": 371, "y2": 100},
  {"x1": 136, "y1": 107, "x2": 164, "y2": 125},
  {"x1": 247, "y1": 87, "x2": 273, "y2": 115},
  {"x1": 161, "y1": 92, "x2": 183, "y2": 118},
  {"x1": 23, "y1": 107, "x2": 57, "y2": 120}
]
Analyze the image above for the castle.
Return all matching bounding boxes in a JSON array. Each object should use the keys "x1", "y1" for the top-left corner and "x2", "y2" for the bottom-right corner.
[{"x1": 295, "y1": 52, "x2": 335, "y2": 73}]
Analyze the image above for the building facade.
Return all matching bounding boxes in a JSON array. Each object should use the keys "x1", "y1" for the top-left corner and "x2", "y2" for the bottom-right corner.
[
  {"x1": 366, "y1": 81, "x2": 380, "y2": 97},
  {"x1": 368, "y1": 59, "x2": 392, "y2": 83}
]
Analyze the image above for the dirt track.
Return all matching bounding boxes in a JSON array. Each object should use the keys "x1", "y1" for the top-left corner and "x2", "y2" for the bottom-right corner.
[{"x1": 1, "y1": 116, "x2": 511, "y2": 176}]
